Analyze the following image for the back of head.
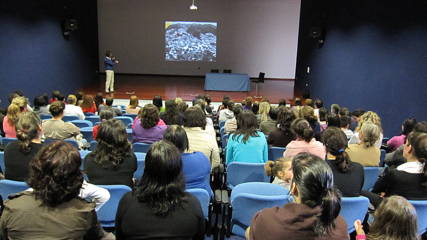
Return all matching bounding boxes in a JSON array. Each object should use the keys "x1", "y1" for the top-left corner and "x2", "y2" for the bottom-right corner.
[
  {"x1": 351, "y1": 109, "x2": 366, "y2": 118},
  {"x1": 327, "y1": 114, "x2": 341, "y2": 128},
  {"x1": 269, "y1": 107, "x2": 279, "y2": 121},
  {"x1": 234, "y1": 110, "x2": 259, "y2": 143},
  {"x1": 357, "y1": 111, "x2": 382, "y2": 132},
  {"x1": 183, "y1": 106, "x2": 206, "y2": 129},
  {"x1": 294, "y1": 98, "x2": 302, "y2": 106},
  {"x1": 245, "y1": 96, "x2": 253, "y2": 107},
  {"x1": 265, "y1": 157, "x2": 291, "y2": 177},
  {"x1": 369, "y1": 195, "x2": 418, "y2": 240},
  {"x1": 402, "y1": 118, "x2": 417, "y2": 136},
  {"x1": 301, "y1": 106, "x2": 317, "y2": 123},
  {"x1": 67, "y1": 95, "x2": 77, "y2": 105},
  {"x1": 11, "y1": 96, "x2": 28, "y2": 110},
  {"x1": 99, "y1": 110, "x2": 114, "y2": 121},
  {"x1": 165, "y1": 99, "x2": 177, "y2": 112},
  {"x1": 28, "y1": 141, "x2": 83, "y2": 207},
  {"x1": 95, "y1": 119, "x2": 131, "y2": 168},
  {"x1": 225, "y1": 100, "x2": 234, "y2": 110},
  {"x1": 278, "y1": 99, "x2": 287, "y2": 106},
  {"x1": 259, "y1": 102, "x2": 271, "y2": 121},
  {"x1": 34, "y1": 95, "x2": 48, "y2": 109},
  {"x1": 51, "y1": 90, "x2": 61, "y2": 100},
  {"x1": 322, "y1": 127, "x2": 351, "y2": 173},
  {"x1": 292, "y1": 152, "x2": 341, "y2": 236},
  {"x1": 314, "y1": 99, "x2": 323, "y2": 109},
  {"x1": 152, "y1": 96, "x2": 163, "y2": 109},
  {"x1": 193, "y1": 99, "x2": 207, "y2": 112},
  {"x1": 15, "y1": 112, "x2": 41, "y2": 153},
  {"x1": 291, "y1": 118, "x2": 314, "y2": 142},
  {"x1": 339, "y1": 107, "x2": 350, "y2": 117},
  {"x1": 413, "y1": 121, "x2": 427, "y2": 133},
  {"x1": 7, "y1": 103, "x2": 21, "y2": 125},
  {"x1": 359, "y1": 121, "x2": 380, "y2": 148},
  {"x1": 407, "y1": 132, "x2": 427, "y2": 189},
  {"x1": 277, "y1": 107, "x2": 296, "y2": 132},
  {"x1": 163, "y1": 125, "x2": 189, "y2": 153},
  {"x1": 251, "y1": 102, "x2": 259, "y2": 114},
  {"x1": 105, "y1": 50, "x2": 112, "y2": 57},
  {"x1": 222, "y1": 96, "x2": 231, "y2": 106},
  {"x1": 105, "y1": 97, "x2": 114, "y2": 106},
  {"x1": 129, "y1": 95, "x2": 139, "y2": 108},
  {"x1": 137, "y1": 140, "x2": 185, "y2": 216},
  {"x1": 330, "y1": 104, "x2": 340, "y2": 115},
  {"x1": 81, "y1": 95, "x2": 94, "y2": 109},
  {"x1": 140, "y1": 104, "x2": 160, "y2": 129},
  {"x1": 339, "y1": 115, "x2": 351, "y2": 129},
  {"x1": 319, "y1": 108, "x2": 328, "y2": 122},
  {"x1": 232, "y1": 104, "x2": 243, "y2": 118},
  {"x1": 49, "y1": 101, "x2": 65, "y2": 117},
  {"x1": 304, "y1": 98, "x2": 314, "y2": 107}
]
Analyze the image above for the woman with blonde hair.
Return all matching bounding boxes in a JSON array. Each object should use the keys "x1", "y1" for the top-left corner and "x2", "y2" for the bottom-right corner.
[
  {"x1": 349, "y1": 111, "x2": 383, "y2": 148},
  {"x1": 346, "y1": 121, "x2": 381, "y2": 166},
  {"x1": 3, "y1": 96, "x2": 28, "y2": 138},
  {"x1": 126, "y1": 95, "x2": 141, "y2": 114},
  {"x1": 258, "y1": 101, "x2": 271, "y2": 123}
]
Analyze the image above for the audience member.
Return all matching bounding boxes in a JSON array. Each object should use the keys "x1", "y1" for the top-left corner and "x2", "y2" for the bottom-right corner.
[
  {"x1": 152, "y1": 95, "x2": 165, "y2": 112},
  {"x1": 3, "y1": 99, "x2": 26, "y2": 138},
  {"x1": 327, "y1": 114, "x2": 341, "y2": 128},
  {"x1": 243, "y1": 96, "x2": 253, "y2": 111},
  {"x1": 318, "y1": 107, "x2": 328, "y2": 131},
  {"x1": 268, "y1": 107, "x2": 296, "y2": 147},
  {"x1": 4, "y1": 112, "x2": 43, "y2": 181},
  {"x1": 350, "y1": 109, "x2": 366, "y2": 131},
  {"x1": 98, "y1": 97, "x2": 122, "y2": 116},
  {"x1": 363, "y1": 132, "x2": 427, "y2": 207},
  {"x1": 354, "y1": 196, "x2": 418, "y2": 240},
  {"x1": 260, "y1": 106, "x2": 278, "y2": 135},
  {"x1": 126, "y1": 95, "x2": 141, "y2": 114},
  {"x1": 304, "y1": 98, "x2": 314, "y2": 107},
  {"x1": 33, "y1": 95, "x2": 50, "y2": 116},
  {"x1": 132, "y1": 104, "x2": 167, "y2": 144},
  {"x1": 160, "y1": 99, "x2": 183, "y2": 125},
  {"x1": 63, "y1": 94, "x2": 85, "y2": 120},
  {"x1": 177, "y1": 101, "x2": 188, "y2": 114},
  {"x1": 387, "y1": 118, "x2": 417, "y2": 151},
  {"x1": 75, "y1": 91, "x2": 84, "y2": 106},
  {"x1": 80, "y1": 94, "x2": 97, "y2": 114},
  {"x1": 94, "y1": 92, "x2": 104, "y2": 110},
  {"x1": 283, "y1": 118, "x2": 326, "y2": 159},
  {"x1": 346, "y1": 122, "x2": 381, "y2": 166},
  {"x1": 85, "y1": 119, "x2": 137, "y2": 187},
  {"x1": 226, "y1": 111, "x2": 268, "y2": 164},
  {"x1": 193, "y1": 99, "x2": 216, "y2": 137},
  {"x1": 340, "y1": 115, "x2": 354, "y2": 140},
  {"x1": 264, "y1": 157, "x2": 292, "y2": 190},
  {"x1": 163, "y1": 125, "x2": 212, "y2": 197},
  {"x1": 224, "y1": 104, "x2": 242, "y2": 134},
  {"x1": 0, "y1": 141, "x2": 107, "y2": 239},
  {"x1": 246, "y1": 153, "x2": 348, "y2": 240},
  {"x1": 330, "y1": 103, "x2": 340, "y2": 115},
  {"x1": 278, "y1": 98, "x2": 287, "y2": 107},
  {"x1": 183, "y1": 106, "x2": 220, "y2": 169},
  {"x1": 42, "y1": 101, "x2": 81, "y2": 140},
  {"x1": 313, "y1": 99, "x2": 323, "y2": 118},
  {"x1": 92, "y1": 110, "x2": 114, "y2": 140},
  {"x1": 216, "y1": 96, "x2": 230, "y2": 113},
  {"x1": 49, "y1": 90, "x2": 62, "y2": 103},
  {"x1": 257, "y1": 101, "x2": 271, "y2": 123},
  {"x1": 115, "y1": 141, "x2": 205, "y2": 239},
  {"x1": 302, "y1": 106, "x2": 320, "y2": 133},
  {"x1": 349, "y1": 111, "x2": 383, "y2": 148},
  {"x1": 323, "y1": 127, "x2": 364, "y2": 197},
  {"x1": 251, "y1": 102, "x2": 259, "y2": 115},
  {"x1": 218, "y1": 100, "x2": 234, "y2": 122}
]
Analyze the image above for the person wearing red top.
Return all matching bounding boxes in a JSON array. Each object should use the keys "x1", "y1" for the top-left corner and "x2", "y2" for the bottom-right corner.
[
  {"x1": 92, "y1": 110, "x2": 114, "y2": 140},
  {"x1": 80, "y1": 95, "x2": 97, "y2": 114}
]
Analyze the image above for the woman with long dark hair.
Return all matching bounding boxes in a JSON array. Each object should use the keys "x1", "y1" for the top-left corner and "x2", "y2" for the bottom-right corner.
[
  {"x1": 322, "y1": 127, "x2": 364, "y2": 197},
  {"x1": 1, "y1": 141, "x2": 107, "y2": 239},
  {"x1": 85, "y1": 119, "x2": 137, "y2": 187},
  {"x1": 132, "y1": 104, "x2": 167, "y2": 143},
  {"x1": 268, "y1": 107, "x2": 296, "y2": 147},
  {"x1": 4, "y1": 112, "x2": 43, "y2": 181},
  {"x1": 247, "y1": 152, "x2": 349, "y2": 240},
  {"x1": 115, "y1": 141, "x2": 205, "y2": 239},
  {"x1": 160, "y1": 100, "x2": 183, "y2": 125},
  {"x1": 226, "y1": 110, "x2": 268, "y2": 164}
]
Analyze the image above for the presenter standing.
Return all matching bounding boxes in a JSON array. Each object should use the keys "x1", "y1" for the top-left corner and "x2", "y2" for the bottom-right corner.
[{"x1": 104, "y1": 50, "x2": 119, "y2": 93}]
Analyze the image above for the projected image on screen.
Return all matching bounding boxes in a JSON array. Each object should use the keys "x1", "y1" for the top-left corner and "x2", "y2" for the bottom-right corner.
[{"x1": 165, "y1": 21, "x2": 217, "y2": 62}]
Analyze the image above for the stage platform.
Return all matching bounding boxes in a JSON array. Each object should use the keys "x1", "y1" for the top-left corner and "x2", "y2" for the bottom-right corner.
[{"x1": 82, "y1": 74, "x2": 294, "y2": 103}]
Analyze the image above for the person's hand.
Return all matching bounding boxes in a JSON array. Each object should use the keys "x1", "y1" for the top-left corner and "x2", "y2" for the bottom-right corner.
[
  {"x1": 354, "y1": 220, "x2": 365, "y2": 236},
  {"x1": 380, "y1": 192, "x2": 386, "y2": 198}
]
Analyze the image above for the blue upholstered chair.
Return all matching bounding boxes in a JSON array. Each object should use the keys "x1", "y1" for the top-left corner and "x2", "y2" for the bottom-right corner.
[
  {"x1": 81, "y1": 127, "x2": 94, "y2": 142},
  {"x1": 0, "y1": 180, "x2": 29, "y2": 200},
  {"x1": 97, "y1": 185, "x2": 132, "y2": 227},
  {"x1": 123, "y1": 113, "x2": 137, "y2": 120},
  {"x1": 340, "y1": 196, "x2": 369, "y2": 233},
  {"x1": 268, "y1": 146, "x2": 286, "y2": 161},
  {"x1": 380, "y1": 149, "x2": 386, "y2": 167},
  {"x1": 226, "y1": 162, "x2": 270, "y2": 189},
  {"x1": 409, "y1": 200, "x2": 427, "y2": 235},
  {"x1": 2, "y1": 137, "x2": 17, "y2": 147},
  {"x1": 89, "y1": 140, "x2": 98, "y2": 151},
  {"x1": 0, "y1": 152, "x2": 5, "y2": 174},
  {"x1": 133, "y1": 152, "x2": 146, "y2": 180},
  {"x1": 187, "y1": 188, "x2": 210, "y2": 219},
  {"x1": 44, "y1": 139, "x2": 79, "y2": 149},
  {"x1": 219, "y1": 121, "x2": 226, "y2": 129},
  {"x1": 79, "y1": 150, "x2": 91, "y2": 170},
  {"x1": 114, "y1": 116, "x2": 134, "y2": 128},
  {"x1": 70, "y1": 120, "x2": 93, "y2": 128},
  {"x1": 62, "y1": 115, "x2": 80, "y2": 122},
  {"x1": 85, "y1": 115, "x2": 101, "y2": 125},
  {"x1": 133, "y1": 142, "x2": 151, "y2": 153},
  {"x1": 362, "y1": 167, "x2": 383, "y2": 191},
  {"x1": 39, "y1": 114, "x2": 52, "y2": 120},
  {"x1": 229, "y1": 182, "x2": 289, "y2": 237}
]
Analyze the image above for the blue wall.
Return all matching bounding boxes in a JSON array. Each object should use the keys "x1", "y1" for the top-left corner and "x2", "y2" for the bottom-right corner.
[
  {"x1": 296, "y1": 0, "x2": 427, "y2": 137},
  {"x1": 0, "y1": 0, "x2": 98, "y2": 108}
]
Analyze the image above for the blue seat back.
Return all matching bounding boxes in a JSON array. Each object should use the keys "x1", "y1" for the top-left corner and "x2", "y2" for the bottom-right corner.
[
  {"x1": 85, "y1": 115, "x2": 101, "y2": 125},
  {"x1": 362, "y1": 167, "x2": 383, "y2": 191},
  {"x1": 79, "y1": 150, "x2": 91, "y2": 170},
  {"x1": 340, "y1": 196, "x2": 369, "y2": 233},
  {"x1": 0, "y1": 152, "x2": 5, "y2": 173},
  {"x1": 133, "y1": 142, "x2": 151, "y2": 153},
  {"x1": 62, "y1": 115, "x2": 80, "y2": 122},
  {"x1": 133, "y1": 152, "x2": 146, "y2": 180},
  {"x1": 2, "y1": 137, "x2": 17, "y2": 147},
  {"x1": 0, "y1": 180, "x2": 29, "y2": 200},
  {"x1": 409, "y1": 200, "x2": 427, "y2": 235},
  {"x1": 126, "y1": 129, "x2": 133, "y2": 141},
  {"x1": 44, "y1": 139, "x2": 79, "y2": 149},
  {"x1": 230, "y1": 182, "x2": 289, "y2": 237},
  {"x1": 219, "y1": 127, "x2": 226, "y2": 136},
  {"x1": 268, "y1": 146, "x2": 286, "y2": 160},
  {"x1": 187, "y1": 188, "x2": 210, "y2": 219},
  {"x1": 221, "y1": 134, "x2": 229, "y2": 149},
  {"x1": 123, "y1": 113, "x2": 137, "y2": 120},
  {"x1": 70, "y1": 120, "x2": 93, "y2": 128},
  {"x1": 40, "y1": 114, "x2": 52, "y2": 120},
  {"x1": 89, "y1": 140, "x2": 98, "y2": 151},
  {"x1": 97, "y1": 185, "x2": 132, "y2": 227},
  {"x1": 80, "y1": 127, "x2": 94, "y2": 142},
  {"x1": 227, "y1": 162, "x2": 270, "y2": 189},
  {"x1": 114, "y1": 116, "x2": 134, "y2": 127},
  {"x1": 84, "y1": 112, "x2": 95, "y2": 116}
]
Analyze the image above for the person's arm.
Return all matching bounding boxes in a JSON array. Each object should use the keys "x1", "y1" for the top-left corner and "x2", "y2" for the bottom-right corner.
[
  {"x1": 211, "y1": 137, "x2": 221, "y2": 169},
  {"x1": 78, "y1": 108, "x2": 85, "y2": 120},
  {"x1": 79, "y1": 181, "x2": 111, "y2": 211},
  {"x1": 65, "y1": 122, "x2": 81, "y2": 137},
  {"x1": 354, "y1": 220, "x2": 366, "y2": 240},
  {"x1": 372, "y1": 167, "x2": 391, "y2": 194},
  {"x1": 226, "y1": 136, "x2": 233, "y2": 165}
]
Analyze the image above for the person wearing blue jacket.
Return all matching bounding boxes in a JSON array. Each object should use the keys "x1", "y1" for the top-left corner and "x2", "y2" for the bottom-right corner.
[
  {"x1": 104, "y1": 50, "x2": 119, "y2": 93},
  {"x1": 226, "y1": 110, "x2": 268, "y2": 164}
]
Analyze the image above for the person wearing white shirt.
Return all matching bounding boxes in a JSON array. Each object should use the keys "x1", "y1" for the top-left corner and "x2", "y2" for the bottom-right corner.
[{"x1": 63, "y1": 94, "x2": 85, "y2": 120}]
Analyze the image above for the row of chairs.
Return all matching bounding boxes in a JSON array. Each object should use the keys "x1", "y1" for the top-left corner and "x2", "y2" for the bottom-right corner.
[{"x1": 40, "y1": 115, "x2": 136, "y2": 128}]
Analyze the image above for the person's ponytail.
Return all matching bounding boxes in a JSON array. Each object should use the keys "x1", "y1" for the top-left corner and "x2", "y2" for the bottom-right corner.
[
  {"x1": 335, "y1": 151, "x2": 351, "y2": 173},
  {"x1": 16, "y1": 129, "x2": 32, "y2": 153},
  {"x1": 316, "y1": 188, "x2": 341, "y2": 235},
  {"x1": 264, "y1": 160, "x2": 275, "y2": 176},
  {"x1": 15, "y1": 112, "x2": 41, "y2": 153}
]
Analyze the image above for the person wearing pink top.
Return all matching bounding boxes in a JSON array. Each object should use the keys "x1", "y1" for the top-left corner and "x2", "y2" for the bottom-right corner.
[
  {"x1": 387, "y1": 118, "x2": 417, "y2": 151},
  {"x1": 283, "y1": 118, "x2": 326, "y2": 159}
]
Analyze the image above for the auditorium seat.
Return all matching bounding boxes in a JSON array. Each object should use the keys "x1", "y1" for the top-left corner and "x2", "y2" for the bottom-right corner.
[
  {"x1": 268, "y1": 146, "x2": 286, "y2": 161},
  {"x1": 62, "y1": 115, "x2": 80, "y2": 122},
  {"x1": 187, "y1": 188, "x2": 210, "y2": 219},
  {"x1": 85, "y1": 115, "x2": 101, "y2": 125},
  {"x1": 97, "y1": 185, "x2": 132, "y2": 227},
  {"x1": 133, "y1": 142, "x2": 151, "y2": 153},
  {"x1": 0, "y1": 179, "x2": 29, "y2": 200},
  {"x1": 114, "y1": 116, "x2": 133, "y2": 128},
  {"x1": 408, "y1": 200, "x2": 427, "y2": 235},
  {"x1": 226, "y1": 162, "x2": 270, "y2": 189},
  {"x1": 2, "y1": 137, "x2": 17, "y2": 147},
  {"x1": 133, "y1": 152, "x2": 146, "y2": 180},
  {"x1": 80, "y1": 127, "x2": 94, "y2": 142},
  {"x1": 340, "y1": 196, "x2": 369, "y2": 233},
  {"x1": 362, "y1": 167, "x2": 383, "y2": 191},
  {"x1": 0, "y1": 152, "x2": 5, "y2": 173},
  {"x1": 123, "y1": 113, "x2": 137, "y2": 120},
  {"x1": 39, "y1": 114, "x2": 52, "y2": 120},
  {"x1": 70, "y1": 120, "x2": 93, "y2": 128}
]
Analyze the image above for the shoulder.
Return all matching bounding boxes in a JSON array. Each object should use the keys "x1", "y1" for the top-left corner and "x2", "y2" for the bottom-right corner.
[{"x1": 4, "y1": 140, "x2": 20, "y2": 151}]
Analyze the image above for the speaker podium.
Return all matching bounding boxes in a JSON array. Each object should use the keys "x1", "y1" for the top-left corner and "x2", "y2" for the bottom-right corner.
[{"x1": 252, "y1": 72, "x2": 265, "y2": 98}]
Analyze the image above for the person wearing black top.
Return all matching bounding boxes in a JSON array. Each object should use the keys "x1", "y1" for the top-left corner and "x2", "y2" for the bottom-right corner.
[
  {"x1": 363, "y1": 132, "x2": 427, "y2": 207},
  {"x1": 4, "y1": 112, "x2": 43, "y2": 181},
  {"x1": 115, "y1": 141, "x2": 205, "y2": 240},
  {"x1": 322, "y1": 127, "x2": 364, "y2": 197},
  {"x1": 268, "y1": 107, "x2": 296, "y2": 147},
  {"x1": 84, "y1": 119, "x2": 136, "y2": 187},
  {"x1": 160, "y1": 100, "x2": 184, "y2": 125}
]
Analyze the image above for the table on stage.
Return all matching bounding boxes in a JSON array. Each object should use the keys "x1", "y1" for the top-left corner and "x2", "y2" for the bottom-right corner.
[{"x1": 204, "y1": 73, "x2": 251, "y2": 92}]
